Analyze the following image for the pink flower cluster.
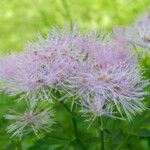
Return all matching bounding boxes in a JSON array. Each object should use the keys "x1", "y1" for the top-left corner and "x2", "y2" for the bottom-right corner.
[{"x1": 0, "y1": 24, "x2": 148, "y2": 121}]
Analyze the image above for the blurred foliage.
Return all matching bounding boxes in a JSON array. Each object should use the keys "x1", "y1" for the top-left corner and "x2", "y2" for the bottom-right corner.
[
  {"x1": 0, "y1": 0, "x2": 150, "y2": 150},
  {"x1": 0, "y1": 0, "x2": 150, "y2": 54}
]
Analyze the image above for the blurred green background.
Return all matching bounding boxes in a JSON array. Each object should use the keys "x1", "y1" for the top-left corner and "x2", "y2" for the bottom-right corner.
[
  {"x1": 0, "y1": 0, "x2": 150, "y2": 54},
  {"x1": 0, "y1": 0, "x2": 150, "y2": 150}
]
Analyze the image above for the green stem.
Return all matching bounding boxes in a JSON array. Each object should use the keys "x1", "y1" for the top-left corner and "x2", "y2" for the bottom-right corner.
[
  {"x1": 59, "y1": 101, "x2": 86, "y2": 150},
  {"x1": 12, "y1": 139, "x2": 22, "y2": 150},
  {"x1": 71, "y1": 103, "x2": 87, "y2": 150},
  {"x1": 98, "y1": 117, "x2": 104, "y2": 150}
]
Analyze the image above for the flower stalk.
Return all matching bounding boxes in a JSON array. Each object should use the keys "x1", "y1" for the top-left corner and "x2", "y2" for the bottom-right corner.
[
  {"x1": 12, "y1": 139, "x2": 22, "y2": 150},
  {"x1": 60, "y1": 101, "x2": 86, "y2": 149},
  {"x1": 98, "y1": 117, "x2": 104, "y2": 150}
]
